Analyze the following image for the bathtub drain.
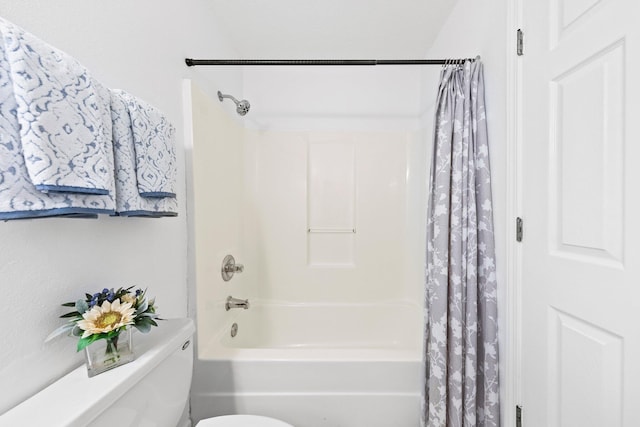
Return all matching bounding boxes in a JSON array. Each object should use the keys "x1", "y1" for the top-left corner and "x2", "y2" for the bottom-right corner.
[{"x1": 230, "y1": 323, "x2": 238, "y2": 338}]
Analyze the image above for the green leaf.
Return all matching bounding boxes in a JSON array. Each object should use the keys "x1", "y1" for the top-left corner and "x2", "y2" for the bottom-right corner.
[
  {"x1": 77, "y1": 334, "x2": 104, "y2": 352},
  {"x1": 75, "y1": 299, "x2": 88, "y2": 314},
  {"x1": 106, "y1": 329, "x2": 123, "y2": 340},
  {"x1": 114, "y1": 287, "x2": 127, "y2": 299},
  {"x1": 44, "y1": 323, "x2": 75, "y2": 342},
  {"x1": 61, "y1": 302, "x2": 76, "y2": 307},
  {"x1": 71, "y1": 325, "x2": 83, "y2": 337},
  {"x1": 136, "y1": 298, "x2": 148, "y2": 315},
  {"x1": 60, "y1": 311, "x2": 81, "y2": 318},
  {"x1": 75, "y1": 328, "x2": 131, "y2": 351},
  {"x1": 134, "y1": 321, "x2": 152, "y2": 333},
  {"x1": 138, "y1": 312, "x2": 158, "y2": 318}
]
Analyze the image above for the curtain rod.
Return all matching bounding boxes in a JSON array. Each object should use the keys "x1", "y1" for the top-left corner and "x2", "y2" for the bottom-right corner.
[{"x1": 184, "y1": 58, "x2": 478, "y2": 67}]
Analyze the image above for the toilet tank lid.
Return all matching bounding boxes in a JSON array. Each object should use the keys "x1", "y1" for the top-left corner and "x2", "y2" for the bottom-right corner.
[{"x1": 0, "y1": 318, "x2": 194, "y2": 426}]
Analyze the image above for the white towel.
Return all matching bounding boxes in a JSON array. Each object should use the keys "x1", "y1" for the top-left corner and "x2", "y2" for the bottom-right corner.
[
  {"x1": 120, "y1": 92, "x2": 177, "y2": 198},
  {"x1": 110, "y1": 89, "x2": 177, "y2": 217},
  {"x1": 0, "y1": 20, "x2": 114, "y2": 220},
  {"x1": 0, "y1": 17, "x2": 114, "y2": 195}
]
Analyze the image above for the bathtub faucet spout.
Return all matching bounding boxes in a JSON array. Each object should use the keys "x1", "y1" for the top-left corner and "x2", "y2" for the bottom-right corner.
[{"x1": 225, "y1": 296, "x2": 250, "y2": 311}]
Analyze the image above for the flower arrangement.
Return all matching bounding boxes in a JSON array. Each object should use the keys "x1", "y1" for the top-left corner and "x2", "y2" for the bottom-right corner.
[{"x1": 46, "y1": 286, "x2": 160, "y2": 351}]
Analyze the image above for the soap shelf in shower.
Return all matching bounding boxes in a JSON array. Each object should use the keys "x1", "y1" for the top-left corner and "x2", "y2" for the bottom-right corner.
[{"x1": 307, "y1": 228, "x2": 356, "y2": 233}]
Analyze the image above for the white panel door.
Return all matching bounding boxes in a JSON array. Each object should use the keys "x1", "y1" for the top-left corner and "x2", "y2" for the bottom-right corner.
[{"x1": 521, "y1": 0, "x2": 640, "y2": 426}]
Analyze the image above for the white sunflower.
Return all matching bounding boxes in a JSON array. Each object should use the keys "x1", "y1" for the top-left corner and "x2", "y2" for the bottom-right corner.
[{"x1": 77, "y1": 299, "x2": 135, "y2": 338}]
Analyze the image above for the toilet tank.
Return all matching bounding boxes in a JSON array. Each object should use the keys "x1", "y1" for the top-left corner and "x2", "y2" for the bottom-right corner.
[{"x1": 0, "y1": 318, "x2": 195, "y2": 427}]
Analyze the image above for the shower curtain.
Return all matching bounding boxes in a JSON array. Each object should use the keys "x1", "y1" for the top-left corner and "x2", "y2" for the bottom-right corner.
[{"x1": 424, "y1": 60, "x2": 499, "y2": 427}]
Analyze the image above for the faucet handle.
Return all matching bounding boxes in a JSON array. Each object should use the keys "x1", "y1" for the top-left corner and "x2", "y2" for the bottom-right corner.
[{"x1": 221, "y1": 255, "x2": 244, "y2": 281}]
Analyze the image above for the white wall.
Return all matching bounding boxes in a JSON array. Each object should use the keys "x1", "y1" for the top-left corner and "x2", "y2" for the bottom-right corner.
[
  {"x1": 243, "y1": 66, "x2": 426, "y2": 132},
  {"x1": 421, "y1": 0, "x2": 511, "y2": 422},
  {"x1": 0, "y1": 1, "x2": 239, "y2": 414}
]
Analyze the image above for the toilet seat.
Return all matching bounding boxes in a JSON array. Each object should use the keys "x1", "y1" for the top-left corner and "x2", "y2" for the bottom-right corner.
[{"x1": 196, "y1": 415, "x2": 294, "y2": 427}]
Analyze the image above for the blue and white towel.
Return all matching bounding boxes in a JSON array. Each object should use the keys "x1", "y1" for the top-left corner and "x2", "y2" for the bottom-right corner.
[
  {"x1": 120, "y1": 92, "x2": 177, "y2": 198},
  {"x1": 0, "y1": 20, "x2": 115, "y2": 220},
  {"x1": 110, "y1": 90, "x2": 177, "y2": 217},
  {"x1": 0, "y1": 17, "x2": 114, "y2": 195}
]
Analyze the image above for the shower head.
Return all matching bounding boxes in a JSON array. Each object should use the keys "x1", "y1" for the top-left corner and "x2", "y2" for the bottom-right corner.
[{"x1": 217, "y1": 91, "x2": 251, "y2": 116}]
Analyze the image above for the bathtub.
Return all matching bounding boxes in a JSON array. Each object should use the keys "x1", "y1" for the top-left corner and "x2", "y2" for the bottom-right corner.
[{"x1": 190, "y1": 302, "x2": 423, "y2": 427}]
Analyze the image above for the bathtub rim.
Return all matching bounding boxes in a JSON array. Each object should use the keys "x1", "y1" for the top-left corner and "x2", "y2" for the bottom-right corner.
[{"x1": 197, "y1": 300, "x2": 424, "y2": 362}]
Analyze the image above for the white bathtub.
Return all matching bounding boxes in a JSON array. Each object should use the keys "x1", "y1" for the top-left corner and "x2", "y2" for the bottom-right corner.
[{"x1": 191, "y1": 302, "x2": 424, "y2": 427}]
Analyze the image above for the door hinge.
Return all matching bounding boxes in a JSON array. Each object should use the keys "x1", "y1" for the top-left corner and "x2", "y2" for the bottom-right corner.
[
  {"x1": 517, "y1": 29, "x2": 524, "y2": 56},
  {"x1": 516, "y1": 217, "x2": 523, "y2": 242},
  {"x1": 516, "y1": 405, "x2": 523, "y2": 427}
]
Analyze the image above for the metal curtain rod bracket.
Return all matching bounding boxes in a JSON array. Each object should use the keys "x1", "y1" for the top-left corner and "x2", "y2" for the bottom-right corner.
[{"x1": 184, "y1": 58, "x2": 478, "y2": 67}]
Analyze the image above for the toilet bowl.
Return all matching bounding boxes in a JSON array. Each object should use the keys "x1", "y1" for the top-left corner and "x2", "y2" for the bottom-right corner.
[
  {"x1": 0, "y1": 318, "x2": 293, "y2": 427},
  {"x1": 197, "y1": 414, "x2": 294, "y2": 426}
]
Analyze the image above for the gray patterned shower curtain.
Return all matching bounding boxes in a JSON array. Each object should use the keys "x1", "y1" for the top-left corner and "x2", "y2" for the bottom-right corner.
[{"x1": 424, "y1": 59, "x2": 500, "y2": 427}]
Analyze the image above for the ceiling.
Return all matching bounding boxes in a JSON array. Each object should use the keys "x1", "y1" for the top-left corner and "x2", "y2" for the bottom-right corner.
[{"x1": 209, "y1": 0, "x2": 460, "y2": 59}]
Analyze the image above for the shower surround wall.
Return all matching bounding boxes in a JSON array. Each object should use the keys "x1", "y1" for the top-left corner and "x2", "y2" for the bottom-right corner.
[
  {"x1": 242, "y1": 66, "x2": 428, "y2": 307},
  {"x1": 189, "y1": 66, "x2": 430, "y2": 425},
  {"x1": 187, "y1": 80, "x2": 253, "y2": 351},
  {"x1": 190, "y1": 66, "x2": 429, "y2": 347},
  {"x1": 244, "y1": 129, "x2": 422, "y2": 303}
]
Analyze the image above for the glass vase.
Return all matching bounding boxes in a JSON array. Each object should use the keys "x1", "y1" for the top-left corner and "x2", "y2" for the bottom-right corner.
[{"x1": 84, "y1": 328, "x2": 134, "y2": 377}]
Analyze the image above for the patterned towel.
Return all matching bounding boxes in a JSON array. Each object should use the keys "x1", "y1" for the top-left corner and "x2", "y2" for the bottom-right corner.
[
  {"x1": 120, "y1": 92, "x2": 177, "y2": 198},
  {"x1": 0, "y1": 25, "x2": 115, "y2": 220},
  {"x1": 110, "y1": 90, "x2": 177, "y2": 217},
  {"x1": 0, "y1": 17, "x2": 114, "y2": 195}
]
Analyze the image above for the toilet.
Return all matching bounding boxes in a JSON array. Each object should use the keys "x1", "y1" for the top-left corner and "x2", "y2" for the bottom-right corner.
[{"x1": 0, "y1": 318, "x2": 293, "y2": 427}]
